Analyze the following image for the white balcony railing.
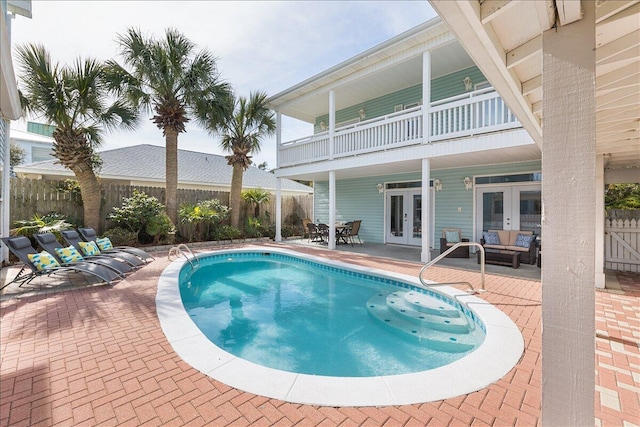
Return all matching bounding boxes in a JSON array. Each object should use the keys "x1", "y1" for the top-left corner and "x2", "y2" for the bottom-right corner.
[{"x1": 278, "y1": 88, "x2": 521, "y2": 167}]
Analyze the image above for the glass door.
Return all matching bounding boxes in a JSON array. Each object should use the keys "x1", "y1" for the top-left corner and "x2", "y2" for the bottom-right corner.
[
  {"x1": 475, "y1": 185, "x2": 541, "y2": 239},
  {"x1": 386, "y1": 189, "x2": 425, "y2": 246}
]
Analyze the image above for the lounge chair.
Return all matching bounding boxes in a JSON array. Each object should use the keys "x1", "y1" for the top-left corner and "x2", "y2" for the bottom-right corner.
[
  {"x1": 1, "y1": 236, "x2": 122, "y2": 290},
  {"x1": 439, "y1": 228, "x2": 469, "y2": 258},
  {"x1": 34, "y1": 232, "x2": 134, "y2": 276},
  {"x1": 61, "y1": 230, "x2": 145, "y2": 267},
  {"x1": 77, "y1": 228, "x2": 154, "y2": 262}
]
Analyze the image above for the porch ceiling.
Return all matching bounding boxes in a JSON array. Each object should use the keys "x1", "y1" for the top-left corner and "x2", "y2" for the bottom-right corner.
[
  {"x1": 429, "y1": 0, "x2": 640, "y2": 171},
  {"x1": 268, "y1": 17, "x2": 475, "y2": 123}
]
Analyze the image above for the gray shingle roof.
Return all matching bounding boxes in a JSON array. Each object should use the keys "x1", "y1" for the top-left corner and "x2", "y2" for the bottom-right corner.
[{"x1": 15, "y1": 144, "x2": 312, "y2": 193}]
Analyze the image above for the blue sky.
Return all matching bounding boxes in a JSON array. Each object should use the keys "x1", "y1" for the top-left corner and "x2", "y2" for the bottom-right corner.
[{"x1": 10, "y1": 1, "x2": 436, "y2": 169}]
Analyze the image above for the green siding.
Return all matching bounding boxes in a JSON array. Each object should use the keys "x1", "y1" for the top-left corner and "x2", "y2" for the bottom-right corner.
[
  {"x1": 314, "y1": 66, "x2": 487, "y2": 131},
  {"x1": 313, "y1": 161, "x2": 541, "y2": 246},
  {"x1": 26, "y1": 122, "x2": 55, "y2": 137}
]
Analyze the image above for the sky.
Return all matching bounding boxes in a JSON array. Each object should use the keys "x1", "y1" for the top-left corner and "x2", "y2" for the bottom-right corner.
[{"x1": 9, "y1": 1, "x2": 436, "y2": 169}]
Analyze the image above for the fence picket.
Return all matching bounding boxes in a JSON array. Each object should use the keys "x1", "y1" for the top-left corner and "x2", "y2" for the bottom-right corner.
[{"x1": 605, "y1": 217, "x2": 640, "y2": 272}]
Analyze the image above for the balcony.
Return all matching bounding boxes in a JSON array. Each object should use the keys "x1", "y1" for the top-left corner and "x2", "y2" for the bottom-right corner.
[{"x1": 278, "y1": 88, "x2": 522, "y2": 168}]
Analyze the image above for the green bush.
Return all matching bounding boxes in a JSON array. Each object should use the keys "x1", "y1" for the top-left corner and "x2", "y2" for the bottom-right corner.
[
  {"x1": 145, "y1": 213, "x2": 176, "y2": 245},
  {"x1": 103, "y1": 227, "x2": 138, "y2": 246},
  {"x1": 212, "y1": 225, "x2": 242, "y2": 241},
  {"x1": 179, "y1": 199, "x2": 230, "y2": 242},
  {"x1": 11, "y1": 213, "x2": 74, "y2": 243},
  {"x1": 108, "y1": 190, "x2": 165, "y2": 242}
]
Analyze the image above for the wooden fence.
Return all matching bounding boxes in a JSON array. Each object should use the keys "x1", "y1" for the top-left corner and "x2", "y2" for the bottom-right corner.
[
  {"x1": 605, "y1": 218, "x2": 640, "y2": 272},
  {"x1": 9, "y1": 178, "x2": 313, "y2": 236}
]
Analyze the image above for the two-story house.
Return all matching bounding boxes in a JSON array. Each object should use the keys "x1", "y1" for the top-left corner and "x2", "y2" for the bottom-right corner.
[{"x1": 269, "y1": 17, "x2": 541, "y2": 263}]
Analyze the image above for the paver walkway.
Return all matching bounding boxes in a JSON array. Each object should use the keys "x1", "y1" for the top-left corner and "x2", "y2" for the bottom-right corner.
[{"x1": 1, "y1": 243, "x2": 638, "y2": 426}]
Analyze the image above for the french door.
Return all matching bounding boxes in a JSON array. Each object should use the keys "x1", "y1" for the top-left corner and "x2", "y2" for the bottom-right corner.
[
  {"x1": 475, "y1": 184, "x2": 542, "y2": 239},
  {"x1": 386, "y1": 189, "x2": 432, "y2": 246}
]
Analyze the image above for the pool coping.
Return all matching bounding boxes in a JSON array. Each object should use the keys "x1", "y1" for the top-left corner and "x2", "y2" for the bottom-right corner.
[{"x1": 156, "y1": 246, "x2": 524, "y2": 407}]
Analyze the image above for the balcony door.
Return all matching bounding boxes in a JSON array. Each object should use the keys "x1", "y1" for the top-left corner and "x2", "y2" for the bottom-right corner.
[{"x1": 475, "y1": 184, "x2": 542, "y2": 238}]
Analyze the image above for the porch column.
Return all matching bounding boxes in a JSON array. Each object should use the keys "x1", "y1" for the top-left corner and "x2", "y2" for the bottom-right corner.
[
  {"x1": 421, "y1": 158, "x2": 431, "y2": 263},
  {"x1": 275, "y1": 111, "x2": 282, "y2": 242},
  {"x1": 275, "y1": 178, "x2": 282, "y2": 243},
  {"x1": 1, "y1": 120, "x2": 10, "y2": 263},
  {"x1": 595, "y1": 154, "x2": 606, "y2": 288},
  {"x1": 422, "y1": 50, "x2": 431, "y2": 143},
  {"x1": 329, "y1": 90, "x2": 335, "y2": 160},
  {"x1": 541, "y1": 2, "x2": 595, "y2": 425},
  {"x1": 328, "y1": 170, "x2": 336, "y2": 250}
]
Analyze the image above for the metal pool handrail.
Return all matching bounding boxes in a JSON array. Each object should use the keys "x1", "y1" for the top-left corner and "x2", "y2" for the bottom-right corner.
[
  {"x1": 168, "y1": 244, "x2": 200, "y2": 270},
  {"x1": 419, "y1": 242, "x2": 486, "y2": 293}
]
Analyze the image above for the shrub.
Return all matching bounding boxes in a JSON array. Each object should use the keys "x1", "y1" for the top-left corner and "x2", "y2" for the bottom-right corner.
[
  {"x1": 108, "y1": 190, "x2": 165, "y2": 240},
  {"x1": 11, "y1": 213, "x2": 74, "y2": 243},
  {"x1": 145, "y1": 213, "x2": 176, "y2": 245},
  {"x1": 179, "y1": 199, "x2": 230, "y2": 242},
  {"x1": 212, "y1": 225, "x2": 242, "y2": 241},
  {"x1": 103, "y1": 227, "x2": 138, "y2": 246}
]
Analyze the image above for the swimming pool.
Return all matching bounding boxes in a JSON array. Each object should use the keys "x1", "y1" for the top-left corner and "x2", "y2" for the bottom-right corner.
[{"x1": 157, "y1": 247, "x2": 524, "y2": 406}]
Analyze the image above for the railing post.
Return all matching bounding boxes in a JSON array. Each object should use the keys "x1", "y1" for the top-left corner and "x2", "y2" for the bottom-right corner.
[{"x1": 422, "y1": 50, "x2": 431, "y2": 143}]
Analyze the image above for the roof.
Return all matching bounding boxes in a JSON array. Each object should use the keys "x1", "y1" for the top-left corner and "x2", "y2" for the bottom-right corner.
[
  {"x1": 267, "y1": 16, "x2": 475, "y2": 123},
  {"x1": 10, "y1": 129, "x2": 55, "y2": 144},
  {"x1": 14, "y1": 144, "x2": 313, "y2": 193},
  {"x1": 430, "y1": 0, "x2": 640, "y2": 170}
]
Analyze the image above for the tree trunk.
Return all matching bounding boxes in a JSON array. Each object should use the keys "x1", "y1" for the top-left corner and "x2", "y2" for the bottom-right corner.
[
  {"x1": 229, "y1": 163, "x2": 244, "y2": 229},
  {"x1": 72, "y1": 166, "x2": 102, "y2": 231},
  {"x1": 165, "y1": 128, "x2": 179, "y2": 225}
]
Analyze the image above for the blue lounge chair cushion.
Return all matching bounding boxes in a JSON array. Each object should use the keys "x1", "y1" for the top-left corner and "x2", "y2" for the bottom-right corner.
[
  {"x1": 79, "y1": 241, "x2": 101, "y2": 256},
  {"x1": 445, "y1": 230, "x2": 460, "y2": 243},
  {"x1": 55, "y1": 246, "x2": 84, "y2": 263},
  {"x1": 96, "y1": 237, "x2": 114, "y2": 251},
  {"x1": 27, "y1": 251, "x2": 61, "y2": 271}
]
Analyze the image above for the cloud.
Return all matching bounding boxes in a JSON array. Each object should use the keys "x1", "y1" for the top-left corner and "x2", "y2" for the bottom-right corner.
[{"x1": 10, "y1": 1, "x2": 434, "y2": 169}]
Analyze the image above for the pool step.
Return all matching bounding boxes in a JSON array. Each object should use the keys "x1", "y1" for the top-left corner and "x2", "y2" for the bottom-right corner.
[
  {"x1": 401, "y1": 291, "x2": 461, "y2": 317},
  {"x1": 366, "y1": 292, "x2": 475, "y2": 353},
  {"x1": 385, "y1": 292, "x2": 471, "y2": 333}
]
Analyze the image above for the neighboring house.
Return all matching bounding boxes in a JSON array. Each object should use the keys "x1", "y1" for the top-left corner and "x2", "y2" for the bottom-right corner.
[
  {"x1": 429, "y1": 2, "x2": 639, "y2": 426},
  {"x1": 269, "y1": 17, "x2": 541, "y2": 262},
  {"x1": 1, "y1": 0, "x2": 31, "y2": 263},
  {"x1": 13, "y1": 144, "x2": 313, "y2": 195},
  {"x1": 10, "y1": 127, "x2": 55, "y2": 164}
]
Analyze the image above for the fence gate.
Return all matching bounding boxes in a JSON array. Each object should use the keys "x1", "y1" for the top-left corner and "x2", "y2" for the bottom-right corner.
[{"x1": 605, "y1": 218, "x2": 640, "y2": 272}]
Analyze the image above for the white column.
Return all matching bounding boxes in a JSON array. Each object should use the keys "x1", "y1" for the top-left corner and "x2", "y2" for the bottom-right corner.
[
  {"x1": 328, "y1": 171, "x2": 336, "y2": 250},
  {"x1": 329, "y1": 90, "x2": 335, "y2": 160},
  {"x1": 274, "y1": 112, "x2": 282, "y2": 242},
  {"x1": 1, "y1": 120, "x2": 11, "y2": 263},
  {"x1": 421, "y1": 158, "x2": 431, "y2": 263},
  {"x1": 422, "y1": 51, "x2": 431, "y2": 143},
  {"x1": 541, "y1": 2, "x2": 595, "y2": 425},
  {"x1": 595, "y1": 154, "x2": 606, "y2": 289},
  {"x1": 275, "y1": 178, "x2": 282, "y2": 242}
]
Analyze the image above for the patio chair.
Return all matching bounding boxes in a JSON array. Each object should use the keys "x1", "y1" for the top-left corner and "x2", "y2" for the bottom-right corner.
[
  {"x1": 439, "y1": 228, "x2": 469, "y2": 258},
  {"x1": 344, "y1": 220, "x2": 363, "y2": 246},
  {"x1": 34, "y1": 232, "x2": 133, "y2": 276},
  {"x1": 302, "y1": 218, "x2": 312, "y2": 239},
  {"x1": 0, "y1": 236, "x2": 122, "y2": 290},
  {"x1": 61, "y1": 230, "x2": 145, "y2": 267},
  {"x1": 77, "y1": 228, "x2": 154, "y2": 262},
  {"x1": 317, "y1": 223, "x2": 330, "y2": 242},
  {"x1": 307, "y1": 222, "x2": 323, "y2": 243}
]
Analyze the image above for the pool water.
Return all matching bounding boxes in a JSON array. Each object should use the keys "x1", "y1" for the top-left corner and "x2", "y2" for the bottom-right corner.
[{"x1": 180, "y1": 252, "x2": 486, "y2": 377}]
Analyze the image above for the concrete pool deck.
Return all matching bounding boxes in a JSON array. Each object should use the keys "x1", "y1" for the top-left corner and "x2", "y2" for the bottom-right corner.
[{"x1": 1, "y1": 241, "x2": 638, "y2": 426}]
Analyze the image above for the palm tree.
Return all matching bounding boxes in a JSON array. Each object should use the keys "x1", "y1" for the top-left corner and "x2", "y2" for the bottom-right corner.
[
  {"x1": 242, "y1": 188, "x2": 271, "y2": 218},
  {"x1": 203, "y1": 91, "x2": 275, "y2": 228},
  {"x1": 16, "y1": 44, "x2": 138, "y2": 230},
  {"x1": 104, "y1": 28, "x2": 232, "y2": 224}
]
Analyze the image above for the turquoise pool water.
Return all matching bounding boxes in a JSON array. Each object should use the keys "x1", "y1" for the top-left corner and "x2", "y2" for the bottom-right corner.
[{"x1": 179, "y1": 252, "x2": 486, "y2": 377}]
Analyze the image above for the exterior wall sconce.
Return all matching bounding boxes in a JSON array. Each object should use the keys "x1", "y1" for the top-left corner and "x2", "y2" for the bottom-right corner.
[
  {"x1": 377, "y1": 183, "x2": 384, "y2": 194},
  {"x1": 434, "y1": 179, "x2": 443, "y2": 192},
  {"x1": 464, "y1": 176, "x2": 473, "y2": 190},
  {"x1": 359, "y1": 109, "x2": 366, "y2": 120},
  {"x1": 319, "y1": 121, "x2": 326, "y2": 131},
  {"x1": 463, "y1": 76, "x2": 473, "y2": 91}
]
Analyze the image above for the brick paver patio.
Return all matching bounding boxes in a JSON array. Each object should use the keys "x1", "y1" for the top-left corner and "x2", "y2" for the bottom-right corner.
[{"x1": 1, "y1": 243, "x2": 638, "y2": 426}]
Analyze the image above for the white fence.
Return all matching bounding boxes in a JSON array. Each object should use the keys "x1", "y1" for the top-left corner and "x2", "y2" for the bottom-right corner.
[{"x1": 605, "y1": 219, "x2": 640, "y2": 272}]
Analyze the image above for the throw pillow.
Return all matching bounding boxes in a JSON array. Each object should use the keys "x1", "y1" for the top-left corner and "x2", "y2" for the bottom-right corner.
[
  {"x1": 96, "y1": 237, "x2": 114, "y2": 251},
  {"x1": 79, "y1": 241, "x2": 101, "y2": 256},
  {"x1": 515, "y1": 233, "x2": 533, "y2": 248},
  {"x1": 483, "y1": 231, "x2": 500, "y2": 245},
  {"x1": 55, "y1": 246, "x2": 84, "y2": 263},
  {"x1": 28, "y1": 251, "x2": 61, "y2": 271},
  {"x1": 444, "y1": 231, "x2": 460, "y2": 243}
]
